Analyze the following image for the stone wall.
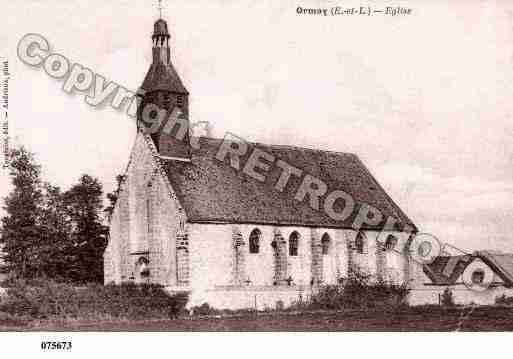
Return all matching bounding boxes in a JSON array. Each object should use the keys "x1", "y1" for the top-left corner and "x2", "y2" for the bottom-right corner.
[
  {"x1": 406, "y1": 256, "x2": 513, "y2": 306},
  {"x1": 409, "y1": 285, "x2": 513, "y2": 306},
  {"x1": 104, "y1": 172, "x2": 131, "y2": 283},
  {"x1": 104, "y1": 133, "x2": 187, "y2": 286},
  {"x1": 191, "y1": 286, "x2": 313, "y2": 311},
  {"x1": 185, "y1": 222, "x2": 408, "y2": 308}
]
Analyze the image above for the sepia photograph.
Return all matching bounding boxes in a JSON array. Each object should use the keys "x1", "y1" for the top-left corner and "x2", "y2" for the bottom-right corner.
[{"x1": 1, "y1": 0, "x2": 513, "y2": 355}]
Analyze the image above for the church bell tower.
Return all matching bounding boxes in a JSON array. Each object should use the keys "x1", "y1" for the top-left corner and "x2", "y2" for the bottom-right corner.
[{"x1": 137, "y1": 16, "x2": 190, "y2": 161}]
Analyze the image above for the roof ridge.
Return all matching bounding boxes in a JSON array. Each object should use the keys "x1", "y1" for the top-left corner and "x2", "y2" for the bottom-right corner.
[
  {"x1": 194, "y1": 136, "x2": 358, "y2": 157},
  {"x1": 476, "y1": 251, "x2": 513, "y2": 285}
]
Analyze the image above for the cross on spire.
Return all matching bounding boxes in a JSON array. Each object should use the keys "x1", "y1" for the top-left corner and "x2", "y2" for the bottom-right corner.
[{"x1": 157, "y1": 0, "x2": 163, "y2": 19}]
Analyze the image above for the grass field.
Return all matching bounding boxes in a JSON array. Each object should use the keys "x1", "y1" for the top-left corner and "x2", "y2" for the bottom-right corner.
[{"x1": 2, "y1": 306, "x2": 513, "y2": 331}]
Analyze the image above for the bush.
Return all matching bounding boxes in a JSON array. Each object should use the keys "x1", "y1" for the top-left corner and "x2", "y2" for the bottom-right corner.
[
  {"x1": 189, "y1": 303, "x2": 258, "y2": 317},
  {"x1": 306, "y1": 272, "x2": 410, "y2": 311},
  {"x1": 495, "y1": 294, "x2": 513, "y2": 306},
  {"x1": 0, "y1": 279, "x2": 189, "y2": 321},
  {"x1": 275, "y1": 300, "x2": 285, "y2": 311},
  {"x1": 441, "y1": 287, "x2": 455, "y2": 307},
  {"x1": 0, "y1": 311, "x2": 30, "y2": 327},
  {"x1": 190, "y1": 303, "x2": 217, "y2": 316}
]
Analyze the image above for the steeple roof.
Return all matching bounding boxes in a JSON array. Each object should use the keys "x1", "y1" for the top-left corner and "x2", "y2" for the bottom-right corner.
[
  {"x1": 153, "y1": 18, "x2": 169, "y2": 37},
  {"x1": 141, "y1": 60, "x2": 188, "y2": 94},
  {"x1": 142, "y1": 18, "x2": 188, "y2": 94}
]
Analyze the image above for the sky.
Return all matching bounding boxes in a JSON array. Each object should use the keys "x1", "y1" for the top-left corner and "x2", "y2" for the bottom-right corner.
[{"x1": 1, "y1": 0, "x2": 513, "y2": 253}]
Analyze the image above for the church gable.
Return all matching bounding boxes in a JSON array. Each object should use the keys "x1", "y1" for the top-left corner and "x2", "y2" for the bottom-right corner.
[
  {"x1": 423, "y1": 252, "x2": 513, "y2": 288},
  {"x1": 105, "y1": 132, "x2": 187, "y2": 285}
]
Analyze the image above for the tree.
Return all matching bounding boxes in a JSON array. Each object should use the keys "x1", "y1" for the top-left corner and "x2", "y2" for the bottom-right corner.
[
  {"x1": 64, "y1": 174, "x2": 108, "y2": 284},
  {"x1": 441, "y1": 287, "x2": 455, "y2": 307},
  {"x1": 38, "y1": 183, "x2": 74, "y2": 280},
  {"x1": 0, "y1": 146, "x2": 44, "y2": 279},
  {"x1": 1, "y1": 146, "x2": 109, "y2": 284},
  {"x1": 104, "y1": 174, "x2": 125, "y2": 222}
]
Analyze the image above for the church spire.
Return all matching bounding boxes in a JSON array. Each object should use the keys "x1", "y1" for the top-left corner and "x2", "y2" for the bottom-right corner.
[
  {"x1": 152, "y1": 18, "x2": 170, "y2": 65},
  {"x1": 137, "y1": 7, "x2": 191, "y2": 161},
  {"x1": 142, "y1": 16, "x2": 187, "y2": 94},
  {"x1": 151, "y1": 0, "x2": 172, "y2": 65},
  {"x1": 158, "y1": 0, "x2": 163, "y2": 19}
]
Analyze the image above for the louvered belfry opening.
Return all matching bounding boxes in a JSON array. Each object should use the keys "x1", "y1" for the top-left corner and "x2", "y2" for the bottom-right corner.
[{"x1": 138, "y1": 17, "x2": 191, "y2": 161}]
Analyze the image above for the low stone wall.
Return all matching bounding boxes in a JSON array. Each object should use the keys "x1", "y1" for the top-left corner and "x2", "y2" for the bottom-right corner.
[
  {"x1": 167, "y1": 285, "x2": 312, "y2": 310},
  {"x1": 408, "y1": 285, "x2": 513, "y2": 306}
]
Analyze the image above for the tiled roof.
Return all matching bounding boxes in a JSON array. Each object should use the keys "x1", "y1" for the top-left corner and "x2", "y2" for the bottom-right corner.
[
  {"x1": 153, "y1": 19, "x2": 169, "y2": 37},
  {"x1": 477, "y1": 251, "x2": 513, "y2": 285},
  {"x1": 161, "y1": 137, "x2": 416, "y2": 230},
  {"x1": 423, "y1": 255, "x2": 473, "y2": 285},
  {"x1": 423, "y1": 252, "x2": 513, "y2": 286}
]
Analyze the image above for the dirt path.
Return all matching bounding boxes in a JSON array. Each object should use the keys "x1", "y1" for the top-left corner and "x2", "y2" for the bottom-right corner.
[{"x1": 3, "y1": 306, "x2": 513, "y2": 331}]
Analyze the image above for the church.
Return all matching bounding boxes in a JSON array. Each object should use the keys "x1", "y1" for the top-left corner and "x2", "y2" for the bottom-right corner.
[{"x1": 103, "y1": 17, "x2": 419, "y2": 309}]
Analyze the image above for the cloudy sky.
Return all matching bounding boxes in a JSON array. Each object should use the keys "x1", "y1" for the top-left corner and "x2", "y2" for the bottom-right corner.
[{"x1": 1, "y1": 0, "x2": 512, "y2": 253}]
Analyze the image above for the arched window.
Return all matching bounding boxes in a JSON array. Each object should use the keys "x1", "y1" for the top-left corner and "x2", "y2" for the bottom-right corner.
[
  {"x1": 137, "y1": 257, "x2": 150, "y2": 278},
  {"x1": 417, "y1": 241, "x2": 432, "y2": 258},
  {"x1": 289, "y1": 231, "x2": 300, "y2": 256},
  {"x1": 321, "y1": 233, "x2": 331, "y2": 255},
  {"x1": 355, "y1": 231, "x2": 365, "y2": 254},
  {"x1": 384, "y1": 234, "x2": 398, "y2": 251},
  {"x1": 249, "y1": 228, "x2": 261, "y2": 254},
  {"x1": 472, "y1": 269, "x2": 485, "y2": 285}
]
